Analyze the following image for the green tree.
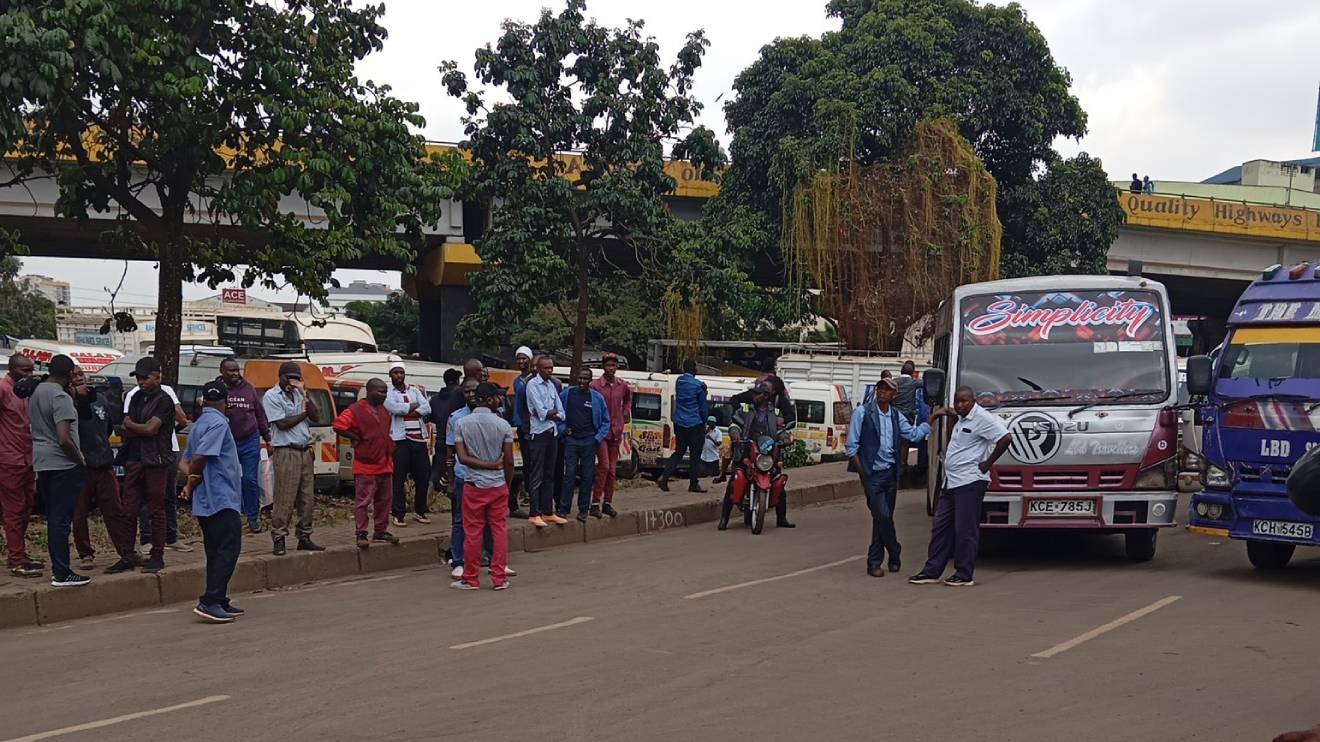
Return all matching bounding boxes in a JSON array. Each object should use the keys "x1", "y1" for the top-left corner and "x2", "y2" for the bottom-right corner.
[
  {"x1": 0, "y1": 257, "x2": 57, "y2": 340},
  {"x1": 345, "y1": 294, "x2": 420, "y2": 355},
  {"x1": 441, "y1": 0, "x2": 721, "y2": 370},
  {"x1": 511, "y1": 275, "x2": 666, "y2": 366},
  {"x1": 1000, "y1": 153, "x2": 1125, "y2": 278},
  {"x1": 0, "y1": 0, "x2": 463, "y2": 382},
  {"x1": 712, "y1": 0, "x2": 1090, "y2": 318}
]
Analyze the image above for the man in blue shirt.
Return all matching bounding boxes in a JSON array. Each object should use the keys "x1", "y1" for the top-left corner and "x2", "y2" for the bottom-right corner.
[
  {"x1": 445, "y1": 378, "x2": 505, "y2": 580},
  {"x1": 846, "y1": 376, "x2": 931, "y2": 577},
  {"x1": 658, "y1": 358, "x2": 709, "y2": 493},
  {"x1": 181, "y1": 381, "x2": 245, "y2": 623},
  {"x1": 524, "y1": 355, "x2": 565, "y2": 527},
  {"x1": 558, "y1": 367, "x2": 610, "y2": 522}
]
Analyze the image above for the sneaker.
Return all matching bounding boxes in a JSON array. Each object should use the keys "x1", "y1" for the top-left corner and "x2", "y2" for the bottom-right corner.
[
  {"x1": 451, "y1": 565, "x2": 464, "y2": 579},
  {"x1": 140, "y1": 557, "x2": 165, "y2": 574},
  {"x1": 601, "y1": 503, "x2": 617, "y2": 518},
  {"x1": 867, "y1": 565, "x2": 885, "y2": 578},
  {"x1": 575, "y1": 512, "x2": 589, "y2": 523},
  {"x1": 449, "y1": 581, "x2": 479, "y2": 591},
  {"x1": 138, "y1": 543, "x2": 152, "y2": 556},
  {"x1": 51, "y1": 573, "x2": 91, "y2": 587},
  {"x1": 272, "y1": 536, "x2": 286, "y2": 556},
  {"x1": 413, "y1": 513, "x2": 432, "y2": 525},
  {"x1": 489, "y1": 566, "x2": 518, "y2": 577},
  {"x1": 493, "y1": 582, "x2": 510, "y2": 591},
  {"x1": 908, "y1": 573, "x2": 941, "y2": 585},
  {"x1": 529, "y1": 516, "x2": 548, "y2": 528},
  {"x1": 104, "y1": 558, "x2": 137, "y2": 574},
  {"x1": 657, "y1": 476, "x2": 670, "y2": 492},
  {"x1": 9, "y1": 563, "x2": 43, "y2": 578},
  {"x1": 356, "y1": 534, "x2": 370, "y2": 549},
  {"x1": 79, "y1": 554, "x2": 96, "y2": 568},
  {"x1": 392, "y1": 516, "x2": 408, "y2": 528},
  {"x1": 220, "y1": 602, "x2": 245, "y2": 616},
  {"x1": 944, "y1": 576, "x2": 975, "y2": 587},
  {"x1": 296, "y1": 537, "x2": 325, "y2": 552},
  {"x1": 546, "y1": 514, "x2": 568, "y2": 525},
  {"x1": 589, "y1": 505, "x2": 603, "y2": 519},
  {"x1": 166, "y1": 541, "x2": 195, "y2": 553},
  {"x1": 193, "y1": 603, "x2": 235, "y2": 623},
  {"x1": 372, "y1": 532, "x2": 400, "y2": 545},
  {"x1": 248, "y1": 519, "x2": 264, "y2": 535}
]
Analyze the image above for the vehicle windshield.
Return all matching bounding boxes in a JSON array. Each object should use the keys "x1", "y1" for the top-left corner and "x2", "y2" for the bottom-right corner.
[
  {"x1": 1218, "y1": 327, "x2": 1320, "y2": 382},
  {"x1": 958, "y1": 288, "x2": 1170, "y2": 407}
]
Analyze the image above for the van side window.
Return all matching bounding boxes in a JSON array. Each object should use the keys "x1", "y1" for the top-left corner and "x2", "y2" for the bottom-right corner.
[
  {"x1": 633, "y1": 393, "x2": 662, "y2": 422},
  {"x1": 794, "y1": 400, "x2": 826, "y2": 425}
]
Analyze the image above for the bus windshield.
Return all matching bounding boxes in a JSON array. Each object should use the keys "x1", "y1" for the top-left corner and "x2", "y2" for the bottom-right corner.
[
  {"x1": 1219, "y1": 327, "x2": 1320, "y2": 381},
  {"x1": 958, "y1": 289, "x2": 1170, "y2": 407}
]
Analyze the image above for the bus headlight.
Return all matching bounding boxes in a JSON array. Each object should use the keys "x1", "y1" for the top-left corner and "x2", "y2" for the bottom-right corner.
[
  {"x1": 756, "y1": 454, "x2": 774, "y2": 472},
  {"x1": 1203, "y1": 464, "x2": 1230, "y2": 489}
]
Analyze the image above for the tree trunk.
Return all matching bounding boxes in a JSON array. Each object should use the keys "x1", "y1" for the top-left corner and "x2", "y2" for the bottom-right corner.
[
  {"x1": 571, "y1": 246, "x2": 590, "y2": 376},
  {"x1": 155, "y1": 234, "x2": 186, "y2": 385}
]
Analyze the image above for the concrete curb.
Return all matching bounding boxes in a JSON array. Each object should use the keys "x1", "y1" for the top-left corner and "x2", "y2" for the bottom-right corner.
[{"x1": 2, "y1": 474, "x2": 861, "y2": 628}]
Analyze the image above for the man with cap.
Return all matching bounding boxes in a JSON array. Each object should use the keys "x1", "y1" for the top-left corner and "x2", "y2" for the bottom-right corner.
[
  {"x1": 451, "y1": 381, "x2": 515, "y2": 591},
  {"x1": 701, "y1": 416, "x2": 723, "y2": 478},
  {"x1": 385, "y1": 361, "x2": 433, "y2": 526},
  {"x1": 507, "y1": 346, "x2": 535, "y2": 518},
  {"x1": 217, "y1": 357, "x2": 270, "y2": 533},
  {"x1": 0, "y1": 353, "x2": 42, "y2": 577},
  {"x1": 332, "y1": 378, "x2": 399, "y2": 549},
  {"x1": 181, "y1": 380, "x2": 246, "y2": 622},
  {"x1": 262, "y1": 361, "x2": 323, "y2": 555},
  {"x1": 589, "y1": 351, "x2": 630, "y2": 518},
  {"x1": 124, "y1": 365, "x2": 193, "y2": 554},
  {"x1": 846, "y1": 375, "x2": 931, "y2": 577},
  {"x1": 30, "y1": 354, "x2": 89, "y2": 586},
  {"x1": 121, "y1": 356, "x2": 178, "y2": 573}
]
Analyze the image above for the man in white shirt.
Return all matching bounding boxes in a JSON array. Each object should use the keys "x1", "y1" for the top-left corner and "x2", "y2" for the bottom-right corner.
[
  {"x1": 908, "y1": 385, "x2": 1010, "y2": 587},
  {"x1": 384, "y1": 362, "x2": 433, "y2": 526},
  {"x1": 700, "y1": 417, "x2": 722, "y2": 477},
  {"x1": 123, "y1": 376, "x2": 194, "y2": 553}
]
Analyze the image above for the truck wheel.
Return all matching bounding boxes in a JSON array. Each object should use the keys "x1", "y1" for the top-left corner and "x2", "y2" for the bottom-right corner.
[
  {"x1": 618, "y1": 448, "x2": 640, "y2": 480},
  {"x1": 1124, "y1": 530, "x2": 1157, "y2": 562},
  {"x1": 1246, "y1": 540, "x2": 1295, "y2": 570}
]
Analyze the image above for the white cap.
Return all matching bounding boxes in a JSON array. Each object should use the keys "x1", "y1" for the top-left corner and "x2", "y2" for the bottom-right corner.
[
  {"x1": 515, "y1": 346, "x2": 533, "y2": 360},
  {"x1": 389, "y1": 361, "x2": 406, "y2": 372}
]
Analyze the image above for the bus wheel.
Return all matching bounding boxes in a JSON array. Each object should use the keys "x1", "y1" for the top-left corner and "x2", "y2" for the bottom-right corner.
[
  {"x1": 618, "y1": 448, "x2": 640, "y2": 480},
  {"x1": 1124, "y1": 530, "x2": 1157, "y2": 562},
  {"x1": 1246, "y1": 540, "x2": 1295, "y2": 570}
]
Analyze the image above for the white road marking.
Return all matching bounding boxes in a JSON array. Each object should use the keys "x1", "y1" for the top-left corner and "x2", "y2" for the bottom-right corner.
[
  {"x1": 449, "y1": 616, "x2": 595, "y2": 650},
  {"x1": 1031, "y1": 595, "x2": 1182, "y2": 659},
  {"x1": 1, "y1": 695, "x2": 230, "y2": 742},
  {"x1": 327, "y1": 574, "x2": 403, "y2": 588},
  {"x1": 683, "y1": 555, "x2": 865, "y2": 600}
]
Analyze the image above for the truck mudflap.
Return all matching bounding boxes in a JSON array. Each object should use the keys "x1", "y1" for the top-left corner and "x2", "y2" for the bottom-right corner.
[
  {"x1": 1188, "y1": 491, "x2": 1320, "y2": 545},
  {"x1": 980, "y1": 491, "x2": 1179, "y2": 529}
]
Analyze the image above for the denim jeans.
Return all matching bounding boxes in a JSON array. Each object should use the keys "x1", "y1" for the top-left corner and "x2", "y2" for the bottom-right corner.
[
  {"x1": 863, "y1": 467, "x2": 900, "y2": 569},
  {"x1": 38, "y1": 466, "x2": 86, "y2": 580},
  {"x1": 450, "y1": 477, "x2": 493, "y2": 567},
  {"x1": 235, "y1": 432, "x2": 262, "y2": 522},
  {"x1": 558, "y1": 436, "x2": 597, "y2": 516}
]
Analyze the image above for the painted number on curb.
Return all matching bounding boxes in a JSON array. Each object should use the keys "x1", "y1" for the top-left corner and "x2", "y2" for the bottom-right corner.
[{"x1": 642, "y1": 509, "x2": 685, "y2": 532}]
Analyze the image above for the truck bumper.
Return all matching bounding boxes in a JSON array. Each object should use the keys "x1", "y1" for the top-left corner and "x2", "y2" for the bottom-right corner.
[
  {"x1": 1188, "y1": 490, "x2": 1320, "y2": 546},
  {"x1": 981, "y1": 491, "x2": 1179, "y2": 529}
]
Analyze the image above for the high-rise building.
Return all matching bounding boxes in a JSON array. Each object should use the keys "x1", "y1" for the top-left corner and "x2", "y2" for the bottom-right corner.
[{"x1": 19, "y1": 274, "x2": 71, "y2": 307}]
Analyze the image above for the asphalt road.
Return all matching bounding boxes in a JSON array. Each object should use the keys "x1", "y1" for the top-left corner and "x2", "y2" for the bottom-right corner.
[{"x1": 3, "y1": 490, "x2": 1319, "y2": 742}]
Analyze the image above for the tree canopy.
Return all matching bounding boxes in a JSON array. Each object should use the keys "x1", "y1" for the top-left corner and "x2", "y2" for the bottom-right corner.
[
  {"x1": 441, "y1": 0, "x2": 722, "y2": 369},
  {"x1": 0, "y1": 0, "x2": 462, "y2": 381},
  {"x1": 711, "y1": 0, "x2": 1102, "y2": 330},
  {"x1": 345, "y1": 293, "x2": 420, "y2": 356},
  {"x1": 999, "y1": 153, "x2": 1125, "y2": 278},
  {"x1": 0, "y1": 257, "x2": 56, "y2": 340}
]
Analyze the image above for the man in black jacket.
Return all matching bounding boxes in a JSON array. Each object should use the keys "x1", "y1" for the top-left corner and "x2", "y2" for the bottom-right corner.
[
  {"x1": 721, "y1": 375, "x2": 796, "y2": 530},
  {"x1": 69, "y1": 369, "x2": 140, "y2": 573}
]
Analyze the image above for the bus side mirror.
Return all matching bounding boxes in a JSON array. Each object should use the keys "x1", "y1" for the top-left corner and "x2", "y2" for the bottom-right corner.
[
  {"x1": 922, "y1": 368, "x2": 946, "y2": 405},
  {"x1": 1186, "y1": 356, "x2": 1213, "y2": 396}
]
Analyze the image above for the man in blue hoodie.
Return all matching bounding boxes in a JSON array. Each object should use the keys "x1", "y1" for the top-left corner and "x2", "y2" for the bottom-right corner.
[
  {"x1": 557, "y1": 367, "x2": 610, "y2": 522},
  {"x1": 658, "y1": 358, "x2": 708, "y2": 493}
]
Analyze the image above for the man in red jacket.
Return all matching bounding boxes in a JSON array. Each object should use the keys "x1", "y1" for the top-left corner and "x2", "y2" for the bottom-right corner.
[{"x1": 332, "y1": 378, "x2": 399, "y2": 549}]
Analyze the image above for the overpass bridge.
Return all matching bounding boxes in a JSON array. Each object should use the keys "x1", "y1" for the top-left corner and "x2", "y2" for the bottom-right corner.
[{"x1": 3, "y1": 146, "x2": 1316, "y2": 359}]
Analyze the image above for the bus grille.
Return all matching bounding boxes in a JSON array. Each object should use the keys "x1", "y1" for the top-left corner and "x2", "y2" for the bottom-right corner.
[{"x1": 1232, "y1": 463, "x2": 1290, "y2": 482}]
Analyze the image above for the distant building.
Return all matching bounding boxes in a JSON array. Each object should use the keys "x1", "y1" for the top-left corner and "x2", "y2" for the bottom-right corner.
[
  {"x1": 1203, "y1": 156, "x2": 1320, "y2": 191},
  {"x1": 1113, "y1": 156, "x2": 1320, "y2": 210},
  {"x1": 19, "y1": 274, "x2": 71, "y2": 307},
  {"x1": 326, "y1": 280, "x2": 397, "y2": 310}
]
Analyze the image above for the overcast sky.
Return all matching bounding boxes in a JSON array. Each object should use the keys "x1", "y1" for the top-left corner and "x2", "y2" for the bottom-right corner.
[{"x1": 24, "y1": 0, "x2": 1320, "y2": 307}]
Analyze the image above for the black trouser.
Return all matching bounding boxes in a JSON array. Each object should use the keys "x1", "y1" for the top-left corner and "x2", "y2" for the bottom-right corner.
[
  {"x1": 139, "y1": 466, "x2": 179, "y2": 544},
  {"x1": 523, "y1": 431, "x2": 558, "y2": 517},
  {"x1": 392, "y1": 440, "x2": 432, "y2": 518},
  {"x1": 198, "y1": 509, "x2": 242, "y2": 607},
  {"x1": 661, "y1": 425, "x2": 704, "y2": 489},
  {"x1": 38, "y1": 466, "x2": 86, "y2": 581}
]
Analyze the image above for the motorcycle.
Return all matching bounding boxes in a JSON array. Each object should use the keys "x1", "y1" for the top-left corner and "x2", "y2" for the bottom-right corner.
[{"x1": 729, "y1": 424, "x2": 793, "y2": 535}]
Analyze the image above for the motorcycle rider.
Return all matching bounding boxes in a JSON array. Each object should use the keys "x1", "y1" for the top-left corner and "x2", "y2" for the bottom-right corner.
[{"x1": 717, "y1": 375, "x2": 796, "y2": 530}]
